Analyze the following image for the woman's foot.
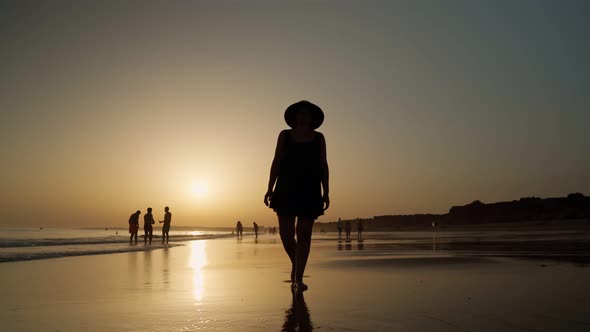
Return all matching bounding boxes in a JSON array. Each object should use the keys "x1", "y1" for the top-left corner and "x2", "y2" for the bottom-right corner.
[{"x1": 292, "y1": 280, "x2": 308, "y2": 293}]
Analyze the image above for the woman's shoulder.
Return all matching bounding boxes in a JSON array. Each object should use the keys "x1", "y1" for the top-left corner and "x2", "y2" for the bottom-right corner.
[
  {"x1": 280, "y1": 129, "x2": 324, "y2": 143},
  {"x1": 314, "y1": 131, "x2": 325, "y2": 143},
  {"x1": 277, "y1": 130, "x2": 291, "y2": 145},
  {"x1": 279, "y1": 129, "x2": 292, "y2": 138}
]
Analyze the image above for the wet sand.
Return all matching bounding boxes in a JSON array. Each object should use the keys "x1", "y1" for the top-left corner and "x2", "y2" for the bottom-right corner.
[{"x1": 1, "y1": 233, "x2": 590, "y2": 331}]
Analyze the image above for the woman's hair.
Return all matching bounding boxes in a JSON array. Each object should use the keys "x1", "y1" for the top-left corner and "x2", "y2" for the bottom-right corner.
[{"x1": 147, "y1": 207, "x2": 152, "y2": 212}]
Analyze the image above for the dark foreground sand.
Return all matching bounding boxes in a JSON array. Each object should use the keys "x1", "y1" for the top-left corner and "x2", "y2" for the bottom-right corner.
[{"x1": 1, "y1": 233, "x2": 590, "y2": 331}]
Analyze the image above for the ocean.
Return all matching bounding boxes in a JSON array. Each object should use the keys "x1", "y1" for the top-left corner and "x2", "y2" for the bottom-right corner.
[
  {"x1": 2, "y1": 226, "x2": 589, "y2": 263},
  {"x1": 0, "y1": 227, "x2": 234, "y2": 262}
]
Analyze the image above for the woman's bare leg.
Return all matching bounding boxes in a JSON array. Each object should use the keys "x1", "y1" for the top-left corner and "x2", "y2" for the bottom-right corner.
[
  {"x1": 278, "y1": 215, "x2": 297, "y2": 281},
  {"x1": 295, "y1": 216, "x2": 315, "y2": 283}
]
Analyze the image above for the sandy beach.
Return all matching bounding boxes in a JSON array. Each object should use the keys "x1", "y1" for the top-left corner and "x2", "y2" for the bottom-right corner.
[{"x1": 1, "y1": 231, "x2": 590, "y2": 331}]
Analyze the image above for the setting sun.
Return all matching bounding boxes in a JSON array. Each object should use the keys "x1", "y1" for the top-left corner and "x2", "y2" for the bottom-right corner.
[{"x1": 190, "y1": 182, "x2": 209, "y2": 198}]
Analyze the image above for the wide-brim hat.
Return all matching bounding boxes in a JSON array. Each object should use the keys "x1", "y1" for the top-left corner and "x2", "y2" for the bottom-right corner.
[{"x1": 284, "y1": 100, "x2": 324, "y2": 129}]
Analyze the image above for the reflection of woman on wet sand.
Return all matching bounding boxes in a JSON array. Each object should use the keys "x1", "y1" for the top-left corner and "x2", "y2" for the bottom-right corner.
[
  {"x1": 265, "y1": 101, "x2": 330, "y2": 293},
  {"x1": 282, "y1": 292, "x2": 313, "y2": 331}
]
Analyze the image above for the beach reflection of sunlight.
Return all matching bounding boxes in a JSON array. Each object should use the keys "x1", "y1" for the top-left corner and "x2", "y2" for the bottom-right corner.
[{"x1": 189, "y1": 241, "x2": 207, "y2": 304}]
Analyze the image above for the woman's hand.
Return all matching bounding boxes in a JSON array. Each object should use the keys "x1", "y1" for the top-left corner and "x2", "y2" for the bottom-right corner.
[
  {"x1": 264, "y1": 190, "x2": 273, "y2": 207},
  {"x1": 323, "y1": 194, "x2": 330, "y2": 211}
]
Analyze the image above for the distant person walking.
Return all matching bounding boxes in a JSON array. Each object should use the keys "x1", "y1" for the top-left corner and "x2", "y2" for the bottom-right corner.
[
  {"x1": 357, "y1": 219, "x2": 364, "y2": 240},
  {"x1": 159, "y1": 206, "x2": 172, "y2": 244},
  {"x1": 336, "y1": 218, "x2": 343, "y2": 239},
  {"x1": 344, "y1": 220, "x2": 352, "y2": 240},
  {"x1": 264, "y1": 101, "x2": 330, "y2": 293},
  {"x1": 129, "y1": 210, "x2": 140, "y2": 245},
  {"x1": 253, "y1": 222, "x2": 259, "y2": 238},
  {"x1": 144, "y1": 207, "x2": 155, "y2": 245},
  {"x1": 236, "y1": 221, "x2": 243, "y2": 238}
]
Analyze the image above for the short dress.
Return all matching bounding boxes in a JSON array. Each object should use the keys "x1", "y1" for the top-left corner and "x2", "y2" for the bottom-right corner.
[{"x1": 269, "y1": 131, "x2": 324, "y2": 218}]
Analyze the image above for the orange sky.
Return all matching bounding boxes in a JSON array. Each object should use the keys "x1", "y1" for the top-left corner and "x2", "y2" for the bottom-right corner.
[{"x1": 1, "y1": 1, "x2": 589, "y2": 227}]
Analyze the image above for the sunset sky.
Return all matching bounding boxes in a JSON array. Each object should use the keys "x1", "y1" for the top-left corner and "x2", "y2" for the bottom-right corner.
[{"x1": 1, "y1": 1, "x2": 589, "y2": 227}]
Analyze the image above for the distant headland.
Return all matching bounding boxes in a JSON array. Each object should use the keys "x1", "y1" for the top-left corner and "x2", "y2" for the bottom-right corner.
[{"x1": 317, "y1": 193, "x2": 590, "y2": 231}]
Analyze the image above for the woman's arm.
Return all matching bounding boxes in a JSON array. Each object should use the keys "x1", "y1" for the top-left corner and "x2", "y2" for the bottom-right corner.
[
  {"x1": 264, "y1": 130, "x2": 287, "y2": 206},
  {"x1": 320, "y1": 133, "x2": 330, "y2": 210}
]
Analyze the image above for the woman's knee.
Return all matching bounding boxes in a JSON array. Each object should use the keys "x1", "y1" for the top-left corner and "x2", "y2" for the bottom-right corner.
[{"x1": 296, "y1": 220, "x2": 314, "y2": 241}]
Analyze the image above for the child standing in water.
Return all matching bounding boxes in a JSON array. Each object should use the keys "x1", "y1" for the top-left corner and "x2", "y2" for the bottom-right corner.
[{"x1": 265, "y1": 101, "x2": 330, "y2": 293}]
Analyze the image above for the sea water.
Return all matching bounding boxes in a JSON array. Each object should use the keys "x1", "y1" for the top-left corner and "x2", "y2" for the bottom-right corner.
[{"x1": 0, "y1": 227, "x2": 233, "y2": 262}]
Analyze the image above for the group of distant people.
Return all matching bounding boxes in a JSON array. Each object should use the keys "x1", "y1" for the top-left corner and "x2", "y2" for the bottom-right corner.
[
  {"x1": 234, "y1": 221, "x2": 279, "y2": 238},
  {"x1": 336, "y1": 218, "x2": 363, "y2": 240},
  {"x1": 128, "y1": 207, "x2": 172, "y2": 245},
  {"x1": 235, "y1": 221, "x2": 267, "y2": 238},
  {"x1": 233, "y1": 217, "x2": 364, "y2": 244}
]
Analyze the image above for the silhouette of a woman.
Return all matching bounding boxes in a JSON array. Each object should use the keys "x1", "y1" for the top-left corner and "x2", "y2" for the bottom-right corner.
[{"x1": 265, "y1": 101, "x2": 330, "y2": 293}]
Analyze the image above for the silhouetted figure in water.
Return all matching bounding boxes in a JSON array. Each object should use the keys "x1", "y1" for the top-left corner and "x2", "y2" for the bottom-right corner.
[
  {"x1": 265, "y1": 101, "x2": 330, "y2": 293},
  {"x1": 236, "y1": 221, "x2": 243, "y2": 238},
  {"x1": 344, "y1": 220, "x2": 352, "y2": 240},
  {"x1": 253, "y1": 222, "x2": 259, "y2": 238},
  {"x1": 159, "y1": 206, "x2": 172, "y2": 244},
  {"x1": 129, "y1": 210, "x2": 140, "y2": 244},
  {"x1": 336, "y1": 218, "x2": 343, "y2": 239},
  {"x1": 282, "y1": 292, "x2": 313, "y2": 331},
  {"x1": 357, "y1": 219, "x2": 364, "y2": 240},
  {"x1": 144, "y1": 207, "x2": 155, "y2": 245}
]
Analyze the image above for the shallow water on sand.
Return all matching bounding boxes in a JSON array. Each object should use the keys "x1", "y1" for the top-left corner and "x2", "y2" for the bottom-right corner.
[
  {"x1": 1, "y1": 232, "x2": 590, "y2": 331},
  {"x1": 0, "y1": 227, "x2": 232, "y2": 262}
]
